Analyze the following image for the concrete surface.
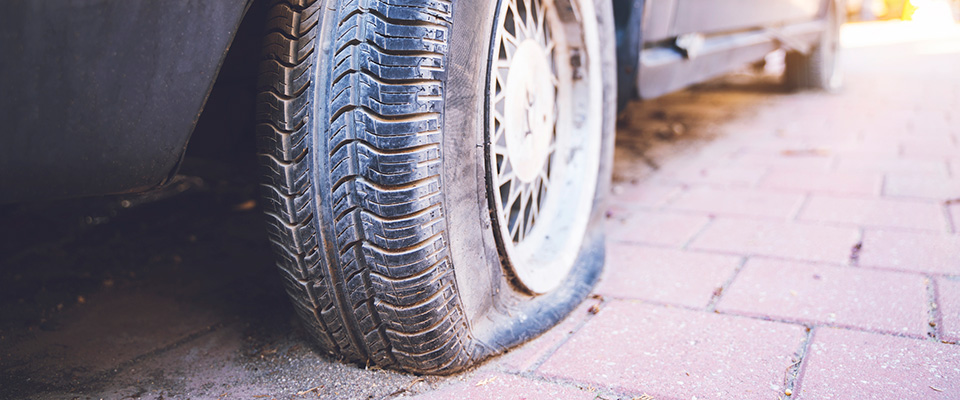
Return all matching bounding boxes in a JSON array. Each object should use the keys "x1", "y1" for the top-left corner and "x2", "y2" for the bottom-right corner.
[{"x1": 2, "y1": 21, "x2": 960, "y2": 399}]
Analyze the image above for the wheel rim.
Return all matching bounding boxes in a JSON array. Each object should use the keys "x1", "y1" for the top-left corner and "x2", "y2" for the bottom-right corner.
[{"x1": 487, "y1": 0, "x2": 603, "y2": 294}]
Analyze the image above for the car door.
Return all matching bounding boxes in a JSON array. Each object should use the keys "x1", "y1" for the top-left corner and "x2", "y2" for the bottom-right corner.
[{"x1": 670, "y1": 0, "x2": 823, "y2": 36}]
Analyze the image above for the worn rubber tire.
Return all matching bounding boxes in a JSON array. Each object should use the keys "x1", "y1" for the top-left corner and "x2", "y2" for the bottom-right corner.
[
  {"x1": 785, "y1": 0, "x2": 843, "y2": 91},
  {"x1": 256, "y1": 0, "x2": 616, "y2": 374}
]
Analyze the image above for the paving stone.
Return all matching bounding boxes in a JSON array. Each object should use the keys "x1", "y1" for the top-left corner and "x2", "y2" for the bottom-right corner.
[
  {"x1": 667, "y1": 187, "x2": 805, "y2": 219},
  {"x1": 937, "y1": 278, "x2": 960, "y2": 342},
  {"x1": 688, "y1": 219, "x2": 860, "y2": 263},
  {"x1": 884, "y1": 174, "x2": 960, "y2": 201},
  {"x1": 797, "y1": 328, "x2": 960, "y2": 399},
  {"x1": 411, "y1": 372, "x2": 596, "y2": 400},
  {"x1": 718, "y1": 258, "x2": 929, "y2": 336},
  {"x1": 759, "y1": 170, "x2": 882, "y2": 196},
  {"x1": 538, "y1": 301, "x2": 806, "y2": 399},
  {"x1": 798, "y1": 195, "x2": 947, "y2": 231},
  {"x1": 858, "y1": 230, "x2": 960, "y2": 275},
  {"x1": 596, "y1": 244, "x2": 741, "y2": 308},
  {"x1": 606, "y1": 209, "x2": 710, "y2": 247}
]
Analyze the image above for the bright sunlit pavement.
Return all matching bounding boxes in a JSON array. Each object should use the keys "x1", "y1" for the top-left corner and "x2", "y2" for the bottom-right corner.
[{"x1": 842, "y1": 0, "x2": 960, "y2": 49}]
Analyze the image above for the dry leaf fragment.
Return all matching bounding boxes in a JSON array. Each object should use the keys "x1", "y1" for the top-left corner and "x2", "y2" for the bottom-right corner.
[
  {"x1": 780, "y1": 148, "x2": 830, "y2": 157},
  {"x1": 475, "y1": 377, "x2": 497, "y2": 386},
  {"x1": 296, "y1": 385, "x2": 324, "y2": 396},
  {"x1": 233, "y1": 199, "x2": 257, "y2": 211}
]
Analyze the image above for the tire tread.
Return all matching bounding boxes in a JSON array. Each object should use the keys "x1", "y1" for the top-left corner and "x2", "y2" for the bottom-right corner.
[{"x1": 257, "y1": 0, "x2": 473, "y2": 374}]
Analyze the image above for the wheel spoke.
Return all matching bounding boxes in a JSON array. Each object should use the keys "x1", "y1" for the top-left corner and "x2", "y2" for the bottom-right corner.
[{"x1": 490, "y1": 0, "x2": 565, "y2": 247}]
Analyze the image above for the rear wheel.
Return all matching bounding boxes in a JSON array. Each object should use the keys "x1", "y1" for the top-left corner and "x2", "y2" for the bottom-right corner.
[
  {"x1": 256, "y1": 0, "x2": 615, "y2": 374},
  {"x1": 785, "y1": 0, "x2": 843, "y2": 91}
]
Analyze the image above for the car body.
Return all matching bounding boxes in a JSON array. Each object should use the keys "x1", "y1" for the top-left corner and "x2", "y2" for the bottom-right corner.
[{"x1": 0, "y1": 0, "x2": 837, "y2": 205}]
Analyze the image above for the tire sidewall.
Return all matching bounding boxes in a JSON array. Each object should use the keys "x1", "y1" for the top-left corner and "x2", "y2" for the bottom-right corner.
[{"x1": 441, "y1": 0, "x2": 616, "y2": 343}]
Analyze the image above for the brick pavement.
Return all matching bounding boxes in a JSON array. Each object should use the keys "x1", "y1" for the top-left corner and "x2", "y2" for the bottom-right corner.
[{"x1": 413, "y1": 22, "x2": 960, "y2": 400}]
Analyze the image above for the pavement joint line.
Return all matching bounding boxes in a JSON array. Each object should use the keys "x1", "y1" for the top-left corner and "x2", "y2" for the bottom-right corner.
[
  {"x1": 753, "y1": 166, "x2": 773, "y2": 187},
  {"x1": 793, "y1": 218, "x2": 947, "y2": 234},
  {"x1": 657, "y1": 182, "x2": 689, "y2": 209},
  {"x1": 679, "y1": 215, "x2": 715, "y2": 251},
  {"x1": 782, "y1": 324, "x2": 814, "y2": 400},
  {"x1": 681, "y1": 240, "x2": 960, "y2": 273},
  {"x1": 852, "y1": 263, "x2": 960, "y2": 279},
  {"x1": 786, "y1": 192, "x2": 811, "y2": 222},
  {"x1": 605, "y1": 202, "x2": 680, "y2": 214},
  {"x1": 789, "y1": 326, "x2": 818, "y2": 399},
  {"x1": 705, "y1": 255, "x2": 749, "y2": 312},
  {"x1": 597, "y1": 294, "x2": 956, "y2": 345},
  {"x1": 620, "y1": 205, "x2": 951, "y2": 233},
  {"x1": 622, "y1": 200, "x2": 955, "y2": 225},
  {"x1": 606, "y1": 238, "x2": 678, "y2": 249},
  {"x1": 512, "y1": 368, "x2": 659, "y2": 400},
  {"x1": 713, "y1": 308, "x2": 936, "y2": 341},
  {"x1": 653, "y1": 179, "x2": 759, "y2": 192},
  {"x1": 605, "y1": 241, "x2": 870, "y2": 273},
  {"x1": 879, "y1": 172, "x2": 889, "y2": 197},
  {"x1": 827, "y1": 154, "x2": 841, "y2": 171},
  {"x1": 807, "y1": 191, "x2": 946, "y2": 205},
  {"x1": 926, "y1": 276, "x2": 943, "y2": 342},
  {"x1": 658, "y1": 247, "x2": 856, "y2": 268},
  {"x1": 942, "y1": 202, "x2": 957, "y2": 234}
]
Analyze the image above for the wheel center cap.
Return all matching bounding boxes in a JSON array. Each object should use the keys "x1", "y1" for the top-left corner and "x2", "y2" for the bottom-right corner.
[{"x1": 504, "y1": 40, "x2": 555, "y2": 183}]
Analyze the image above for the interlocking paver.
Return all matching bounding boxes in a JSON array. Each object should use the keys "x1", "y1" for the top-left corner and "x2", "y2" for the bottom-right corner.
[
  {"x1": 797, "y1": 328, "x2": 960, "y2": 399},
  {"x1": 688, "y1": 218, "x2": 859, "y2": 263},
  {"x1": 884, "y1": 174, "x2": 960, "y2": 201},
  {"x1": 937, "y1": 278, "x2": 960, "y2": 342},
  {"x1": 411, "y1": 372, "x2": 596, "y2": 400},
  {"x1": 606, "y1": 209, "x2": 710, "y2": 247},
  {"x1": 596, "y1": 244, "x2": 741, "y2": 308},
  {"x1": 759, "y1": 170, "x2": 881, "y2": 196},
  {"x1": 718, "y1": 258, "x2": 929, "y2": 336},
  {"x1": 798, "y1": 195, "x2": 947, "y2": 231},
  {"x1": 667, "y1": 187, "x2": 805, "y2": 219},
  {"x1": 858, "y1": 229, "x2": 960, "y2": 275},
  {"x1": 537, "y1": 301, "x2": 806, "y2": 399}
]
